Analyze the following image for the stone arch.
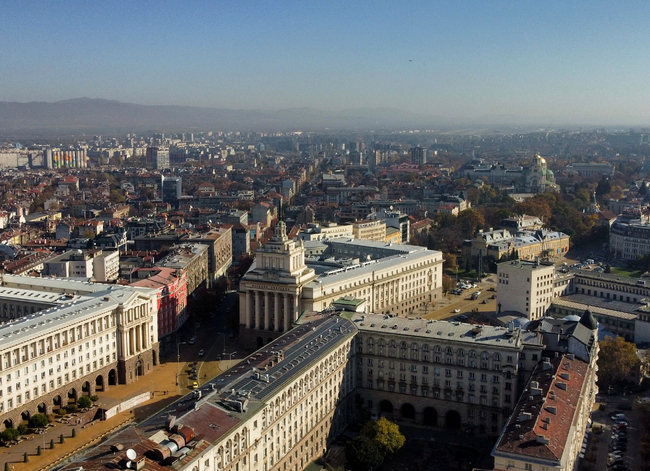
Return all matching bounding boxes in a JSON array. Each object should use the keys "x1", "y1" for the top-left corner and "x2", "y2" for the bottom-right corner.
[
  {"x1": 401, "y1": 403, "x2": 415, "y2": 421},
  {"x1": 82, "y1": 381, "x2": 91, "y2": 396},
  {"x1": 67, "y1": 387, "x2": 78, "y2": 403},
  {"x1": 53, "y1": 395, "x2": 62, "y2": 407},
  {"x1": 423, "y1": 407, "x2": 437, "y2": 426},
  {"x1": 37, "y1": 403, "x2": 48, "y2": 415},
  {"x1": 445, "y1": 410, "x2": 462, "y2": 430},
  {"x1": 108, "y1": 368, "x2": 117, "y2": 386},
  {"x1": 3, "y1": 419, "x2": 13, "y2": 430},
  {"x1": 135, "y1": 359, "x2": 144, "y2": 378},
  {"x1": 95, "y1": 374, "x2": 105, "y2": 391},
  {"x1": 20, "y1": 410, "x2": 30, "y2": 421},
  {"x1": 379, "y1": 400, "x2": 393, "y2": 414}
]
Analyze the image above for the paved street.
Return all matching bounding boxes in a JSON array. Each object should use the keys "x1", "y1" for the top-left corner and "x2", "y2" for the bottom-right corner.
[{"x1": 417, "y1": 277, "x2": 498, "y2": 321}]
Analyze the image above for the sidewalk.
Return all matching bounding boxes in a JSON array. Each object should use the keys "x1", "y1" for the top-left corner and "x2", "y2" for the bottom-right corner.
[{"x1": 1, "y1": 344, "x2": 233, "y2": 471}]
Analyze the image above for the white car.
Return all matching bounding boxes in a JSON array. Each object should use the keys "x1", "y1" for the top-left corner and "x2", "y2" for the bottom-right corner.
[{"x1": 453, "y1": 309, "x2": 461, "y2": 313}]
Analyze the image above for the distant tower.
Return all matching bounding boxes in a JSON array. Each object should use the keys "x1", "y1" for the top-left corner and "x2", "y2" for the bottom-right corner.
[{"x1": 410, "y1": 146, "x2": 427, "y2": 165}]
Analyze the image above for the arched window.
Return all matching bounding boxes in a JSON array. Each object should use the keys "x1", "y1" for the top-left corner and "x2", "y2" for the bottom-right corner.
[
  {"x1": 457, "y1": 349, "x2": 465, "y2": 357},
  {"x1": 493, "y1": 353, "x2": 501, "y2": 361},
  {"x1": 446, "y1": 347, "x2": 453, "y2": 355}
]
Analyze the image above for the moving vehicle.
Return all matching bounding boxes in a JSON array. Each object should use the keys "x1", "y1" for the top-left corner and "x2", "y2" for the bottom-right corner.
[
  {"x1": 192, "y1": 381, "x2": 199, "y2": 389},
  {"x1": 198, "y1": 349, "x2": 205, "y2": 357},
  {"x1": 189, "y1": 336, "x2": 196, "y2": 345},
  {"x1": 453, "y1": 309, "x2": 461, "y2": 313},
  {"x1": 471, "y1": 291, "x2": 481, "y2": 300}
]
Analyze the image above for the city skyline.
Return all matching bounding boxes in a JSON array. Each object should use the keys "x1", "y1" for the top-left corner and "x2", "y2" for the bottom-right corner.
[{"x1": 3, "y1": 1, "x2": 650, "y2": 125}]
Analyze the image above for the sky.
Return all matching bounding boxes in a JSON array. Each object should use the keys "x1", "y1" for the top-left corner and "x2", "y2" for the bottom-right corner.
[{"x1": 3, "y1": 0, "x2": 650, "y2": 124}]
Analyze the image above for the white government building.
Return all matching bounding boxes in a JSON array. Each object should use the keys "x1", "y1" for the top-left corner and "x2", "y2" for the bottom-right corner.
[
  {"x1": 0, "y1": 275, "x2": 159, "y2": 429},
  {"x1": 239, "y1": 221, "x2": 444, "y2": 349}
]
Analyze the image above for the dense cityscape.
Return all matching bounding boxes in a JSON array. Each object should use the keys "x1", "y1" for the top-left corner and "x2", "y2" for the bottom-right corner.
[
  {"x1": 0, "y1": 124, "x2": 647, "y2": 471},
  {"x1": 4, "y1": 1, "x2": 650, "y2": 471}
]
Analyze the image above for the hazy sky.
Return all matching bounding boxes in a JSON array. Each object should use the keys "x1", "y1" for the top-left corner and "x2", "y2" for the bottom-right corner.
[{"x1": 3, "y1": 0, "x2": 650, "y2": 123}]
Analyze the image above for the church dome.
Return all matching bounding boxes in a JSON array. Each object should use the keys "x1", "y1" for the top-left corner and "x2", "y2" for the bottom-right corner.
[{"x1": 579, "y1": 309, "x2": 598, "y2": 330}]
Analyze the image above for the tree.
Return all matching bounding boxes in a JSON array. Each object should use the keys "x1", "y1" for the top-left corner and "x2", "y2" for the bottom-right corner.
[
  {"x1": 17, "y1": 423, "x2": 27, "y2": 435},
  {"x1": 442, "y1": 274, "x2": 456, "y2": 294},
  {"x1": 597, "y1": 336, "x2": 640, "y2": 388},
  {"x1": 345, "y1": 435, "x2": 384, "y2": 471},
  {"x1": 1, "y1": 427, "x2": 19, "y2": 442},
  {"x1": 361, "y1": 417, "x2": 406, "y2": 455},
  {"x1": 77, "y1": 396, "x2": 92, "y2": 409},
  {"x1": 29, "y1": 414, "x2": 50, "y2": 428},
  {"x1": 67, "y1": 404, "x2": 79, "y2": 413}
]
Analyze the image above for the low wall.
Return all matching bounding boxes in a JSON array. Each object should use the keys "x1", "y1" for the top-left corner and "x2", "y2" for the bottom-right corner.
[{"x1": 104, "y1": 392, "x2": 151, "y2": 419}]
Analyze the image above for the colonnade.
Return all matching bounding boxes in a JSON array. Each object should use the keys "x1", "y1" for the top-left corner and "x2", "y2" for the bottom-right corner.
[
  {"x1": 245, "y1": 291, "x2": 298, "y2": 333},
  {"x1": 121, "y1": 322, "x2": 150, "y2": 357}
]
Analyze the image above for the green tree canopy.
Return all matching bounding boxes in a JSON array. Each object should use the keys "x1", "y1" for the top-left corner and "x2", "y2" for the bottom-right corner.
[
  {"x1": 361, "y1": 417, "x2": 406, "y2": 455},
  {"x1": 1, "y1": 427, "x2": 19, "y2": 442},
  {"x1": 28, "y1": 413, "x2": 50, "y2": 428},
  {"x1": 345, "y1": 435, "x2": 384, "y2": 471},
  {"x1": 597, "y1": 336, "x2": 640, "y2": 388},
  {"x1": 77, "y1": 396, "x2": 92, "y2": 409}
]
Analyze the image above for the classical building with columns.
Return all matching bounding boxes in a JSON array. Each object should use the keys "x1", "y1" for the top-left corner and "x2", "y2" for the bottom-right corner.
[
  {"x1": 0, "y1": 275, "x2": 159, "y2": 430},
  {"x1": 239, "y1": 222, "x2": 444, "y2": 349}
]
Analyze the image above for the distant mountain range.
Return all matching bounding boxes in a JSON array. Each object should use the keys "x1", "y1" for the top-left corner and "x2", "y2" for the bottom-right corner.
[{"x1": 0, "y1": 98, "x2": 563, "y2": 135}]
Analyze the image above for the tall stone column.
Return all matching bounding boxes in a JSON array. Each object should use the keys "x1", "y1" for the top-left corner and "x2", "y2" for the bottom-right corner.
[
  {"x1": 284, "y1": 294, "x2": 291, "y2": 332},
  {"x1": 246, "y1": 291, "x2": 253, "y2": 328},
  {"x1": 264, "y1": 292, "x2": 270, "y2": 331},
  {"x1": 275, "y1": 292, "x2": 280, "y2": 331},
  {"x1": 135, "y1": 325, "x2": 141, "y2": 352},
  {"x1": 252, "y1": 291, "x2": 259, "y2": 329},
  {"x1": 141, "y1": 324, "x2": 147, "y2": 350},
  {"x1": 274, "y1": 293, "x2": 281, "y2": 332},
  {"x1": 128, "y1": 329, "x2": 134, "y2": 356}
]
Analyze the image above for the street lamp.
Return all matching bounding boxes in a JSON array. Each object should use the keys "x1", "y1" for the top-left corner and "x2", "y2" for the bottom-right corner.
[
  {"x1": 224, "y1": 352, "x2": 237, "y2": 369},
  {"x1": 176, "y1": 342, "x2": 187, "y2": 386}
]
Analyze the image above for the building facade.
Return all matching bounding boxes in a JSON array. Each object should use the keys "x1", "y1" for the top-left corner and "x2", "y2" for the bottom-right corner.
[
  {"x1": 352, "y1": 313, "x2": 544, "y2": 436},
  {"x1": 0, "y1": 275, "x2": 159, "y2": 430},
  {"x1": 610, "y1": 219, "x2": 650, "y2": 259},
  {"x1": 239, "y1": 230, "x2": 444, "y2": 349}
]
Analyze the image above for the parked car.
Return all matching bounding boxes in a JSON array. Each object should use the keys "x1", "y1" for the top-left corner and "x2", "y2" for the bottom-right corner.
[
  {"x1": 198, "y1": 349, "x2": 205, "y2": 357},
  {"x1": 453, "y1": 308, "x2": 461, "y2": 313},
  {"x1": 192, "y1": 381, "x2": 199, "y2": 389}
]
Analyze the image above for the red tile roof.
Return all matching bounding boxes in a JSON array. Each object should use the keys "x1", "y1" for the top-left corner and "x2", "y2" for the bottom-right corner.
[{"x1": 495, "y1": 355, "x2": 588, "y2": 462}]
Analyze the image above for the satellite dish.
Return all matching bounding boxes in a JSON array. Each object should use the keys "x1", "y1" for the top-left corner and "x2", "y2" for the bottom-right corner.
[
  {"x1": 126, "y1": 448, "x2": 137, "y2": 460},
  {"x1": 125, "y1": 462, "x2": 132, "y2": 470}
]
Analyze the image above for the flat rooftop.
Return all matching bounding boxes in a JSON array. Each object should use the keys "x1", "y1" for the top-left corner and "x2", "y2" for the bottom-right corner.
[{"x1": 348, "y1": 312, "x2": 542, "y2": 348}]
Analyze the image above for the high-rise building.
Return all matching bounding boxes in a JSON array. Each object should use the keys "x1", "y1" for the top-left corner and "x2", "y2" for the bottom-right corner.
[
  {"x1": 147, "y1": 146, "x2": 170, "y2": 169},
  {"x1": 161, "y1": 176, "x2": 182, "y2": 204},
  {"x1": 410, "y1": 146, "x2": 427, "y2": 165}
]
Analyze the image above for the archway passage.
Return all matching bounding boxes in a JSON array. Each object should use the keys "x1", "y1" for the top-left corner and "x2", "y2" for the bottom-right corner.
[
  {"x1": 82, "y1": 381, "x2": 91, "y2": 395},
  {"x1": 445, "y1": 410, "x2": 462, "y2": 430},
  {"x1": 21, "y1": 410, "x2": 30, "y2": 421},
  {"x1": 257, "y1": 337, "x2": 264, "y2": 349},
  {"x1": 423, "y1": 407, "x2": 437, "y2": 426},
  {"x1": 3, "y1": 419, "x2": 13, "y2": 429},
  {"x1": 401, "y1": 403, "x2": 415, "y2": 421},
  {"x1": 136, "y1": 360, "x2": 144, "y2": 378},
  {"x1": 53, "y1": 395, "x2": 62, "y2": 407},
  {"x1": 95, "y1": 374, "x2": 105, "y2": 391},
  {"x1": 379, "y1": 400, "x2": 394, "y2": 414},
  {"x1": 108, "y1": 369, "x2": 117, "y2": 386},
  {"x1": 68, "y1": 388, "x2": 77, "y2": 402},
  {"x1": 37, "y1": 403, "x2": 48, "y2": 414}
]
